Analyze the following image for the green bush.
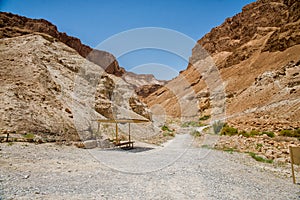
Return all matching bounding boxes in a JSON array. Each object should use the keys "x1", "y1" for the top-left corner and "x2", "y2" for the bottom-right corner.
[
  {"x1": 220, "y1": 125, "x2": 238, "y2": 136},
  {"x1": 161, "y1": 125, "x2": 171, "y2": 132},
  {"x1": 239, "y1": 130, "x2": 250, "y2": 137},
  {"x1": 181, "y1": 122, "x2": 190, "y2": 127},
  {"x1": 279, "y1": 129, "x2": 300, "y2": 139},
  {"x1": 256, "y1": 143, "x2": 263, "y2": 149},
  {"x1": 261, "y1": 131, "x2": 275, "y2": 138},
  {"x1": 249, "y1": 152, "x2": 273, "y2": 163},
  {"x1": 161, "y1": 125, "x2": 175, "y2": 136},
  {"x1": 191, "y1": 130, "x2": 201, "y2": 137},
  {"x1": 163, "y1": 131, "x2": 175, "y2": 137},
  {"x1": 219, "y1": 127, "x2": 275, "y2": 138},
  {"x1": 23, "y1": 133, "x2": 35, "y2": 139},
  {"x1": 223, "y1": 147, "x2": 235, "y2": 154},
  {"x1": 240, "y1": 130, "x2": 274, "y2": 138},
  {"x1": 199, "y1": 115, "x2": 210, "y2": 121},
  {"x1": 182, "y1": 121, "x2": 206, "y2": 127},
  {"x1": 249, "y1": 130, "x2": 260, "y2": 137}
]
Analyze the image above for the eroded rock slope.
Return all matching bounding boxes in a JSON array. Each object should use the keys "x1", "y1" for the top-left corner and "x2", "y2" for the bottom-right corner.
[
  {"x1": 144, "y1": 0, "x2": 300, "y2": 131},
  {"x1": 0, "y1": 34, "x2": 154, "y2": 141}
]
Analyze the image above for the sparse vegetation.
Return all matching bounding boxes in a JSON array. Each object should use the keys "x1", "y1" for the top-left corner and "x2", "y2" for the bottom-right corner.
[
  {"x1": 161, "y1": 125, "x2": 175, "y2": 137},
  {"x1": 191, "y1": 130, "x2": 201, "y2": 137},
  {"x1": 199, "y1": 115, "x2": 210, "y2": 121},
  {"x1": 261, "y1": 131, "x2": 275, "y2": 138},
  {"x1": 163, "y1": 132, "x2": 175, "y2": 137},
  {"x1": 242, "y1": 130, "x2": 275, "y2": 138},
  {"x1": 256, "y1": 143, "x2": 263, "y2": 149},
  {"x1": 223, "y1": 147, "x2": 235, "y2": 154},
  {"x1": 279, "y1": 129, "x2": 300, "y2": 139},
  {"x1": 239, "y1": 130, "x2": 259, "y2": 138},
  {"x1": 219, "y1": 125, "x2": 275, "y2": 138},
  {"x1": 220, "y1": 124, "x2": 238, "y2": 136},
  {"x1": 201, "y1": 144, "x2": 211, "y2": 149},
  {"x1": 161, "y1": 125, "x2": 172, "y2": 132},
  {"x1": 23, "y1": 133, "x2": 35, "y2": 139},
  {"x1": 248, "y1": 152, "x2": 273, "y2": 163},
  {"x1": 181, "y1": 121, "x2": 206, "y2": 127},
  {"x1": 249, "y1": 130, "x2": 260, "y2": 136},
  {"x1": 202, "y1": 126, "x2": 211, "y2": 133}
]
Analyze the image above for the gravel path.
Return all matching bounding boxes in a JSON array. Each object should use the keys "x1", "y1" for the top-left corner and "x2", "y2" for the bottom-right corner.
[{"x1": 0, "y1": 134, "x2": 299, "y2": 199}]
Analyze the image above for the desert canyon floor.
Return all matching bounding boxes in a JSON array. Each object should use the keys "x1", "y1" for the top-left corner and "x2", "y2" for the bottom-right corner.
[{"x1": 1, "y1": 134, "x2": 299, "y2": 200}]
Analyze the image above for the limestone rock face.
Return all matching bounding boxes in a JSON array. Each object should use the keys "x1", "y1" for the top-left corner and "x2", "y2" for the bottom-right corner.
[
  {"x1": 143, "y1": 0, "x2": 300, "y2": 130},
  {"x1": 228, "y1": 61, "x2": 300, "y2": 131},
  {"x1": 198, "y1": 0, "x2": 300, "y2": 59},
  {"x1": 0, "y1": 12, "x2": 125, "y2": 76},
  {"x1": 129, "y1": 97, "x2": 152, "y2": 120},
  {"x1": 94, "y1": 75, "x2": 115, "y2": 119},
  {"x1": 135, "y1": 84, "x2": 164, "y2": 99},
  {"x1": 0, "y1": 34, "x2": 154, "y2": 141},
  {"x1": 123, "y1": 72, "x2": 166, "y2": 88},
  {"x1": 0, "y1": 12, "x2": 173, "y2": 85}
]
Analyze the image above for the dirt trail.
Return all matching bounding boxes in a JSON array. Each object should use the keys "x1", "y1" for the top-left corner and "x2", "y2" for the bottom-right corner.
[{"x1": 0, "y1": 134, "x2": 299, "y2": 199}]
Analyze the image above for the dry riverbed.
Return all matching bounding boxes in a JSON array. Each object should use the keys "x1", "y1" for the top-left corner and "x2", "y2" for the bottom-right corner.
[{"x1": 0, "y1": 135, "x2": 299, "y2": 199}]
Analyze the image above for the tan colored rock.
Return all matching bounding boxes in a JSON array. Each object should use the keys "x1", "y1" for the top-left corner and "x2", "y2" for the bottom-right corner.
[
  {"x1": 129, "y1": 97, "x2": 151, "y2": 120},
  {"x1": 142, "y1": 0, "x2": 300, "y2": 131},
  {"x1": 215, "y1": 133, "x2": 300, "y2": 163},
  {"x1": 0, "y1": 12, "x2": 124, "y2": 77},
  {"x1": 0, "y1": 34, "x2": 156, "y2": 142},
  {"x1": 83, "y1": 140, "x2": 97, "y2": 149},
  {"x1": 274, "y1": 157, "x2": 287, "y2": 164}
]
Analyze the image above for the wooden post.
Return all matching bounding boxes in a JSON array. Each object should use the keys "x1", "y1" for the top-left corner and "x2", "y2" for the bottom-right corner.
[
  {"x1": 115, "y1": 123, "x2": 119, "y2": 144},
  {"x1": 6, "y1": 133, "x2": 9, "y2": 142},
  {"x1": 97, "y1": 122, "x2": 100, "y2": 138},
  {"x1": 128, "y1": 123, "x2": 131, "y2": 143},
  {"x1": 290, "y1": 146, "x2": 296, "y2": 184}
]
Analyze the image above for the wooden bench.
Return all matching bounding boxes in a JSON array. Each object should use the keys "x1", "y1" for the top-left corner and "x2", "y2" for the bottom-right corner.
[
  {"x1": 96, "y1": 118, "x2": 150, "y2": 150},
  {"x1": 0, "y1": 133, "x2": 10, "y2": 142},
  {"x1": 115, "y1": 141, "x2": 135, "y2": 149}
]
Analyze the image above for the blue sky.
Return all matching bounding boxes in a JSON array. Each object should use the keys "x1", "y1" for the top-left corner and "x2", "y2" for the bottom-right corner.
[{"x1": 1, "y1": 0, "x2": 255, "y2": 80}]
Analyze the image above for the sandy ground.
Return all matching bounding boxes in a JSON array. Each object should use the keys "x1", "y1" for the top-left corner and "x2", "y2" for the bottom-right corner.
[{"x1": 0, "y1": 134, "x2": 299, "y2": 199}]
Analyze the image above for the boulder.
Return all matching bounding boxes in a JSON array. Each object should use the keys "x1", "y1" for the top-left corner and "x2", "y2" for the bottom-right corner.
[
  {"x1": 97, "y1": 139, "x2": 112, "y2": 148},
  {"x1": 83, "y1": 140, "x2": 97, "y2": 149}
]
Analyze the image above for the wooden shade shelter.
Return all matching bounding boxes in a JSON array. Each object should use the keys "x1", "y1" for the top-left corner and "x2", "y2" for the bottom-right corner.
[{"x1": 96, "y1": 119, "x2": 150, "y2": 148}]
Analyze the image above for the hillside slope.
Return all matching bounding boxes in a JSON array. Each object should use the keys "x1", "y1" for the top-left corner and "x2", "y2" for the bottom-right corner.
[
  {"x1": 143, "y1": 0, "x2": 300, "y2": 131},
  {"x1": 0, "y1": 12, "x2": 125, "y2": 76},
  {"x1": 0, "y1": 34, "x2": 155, "y2": 141},
  {"x1": 0, "y1": 12, "x2": 166, "y2": 88}
]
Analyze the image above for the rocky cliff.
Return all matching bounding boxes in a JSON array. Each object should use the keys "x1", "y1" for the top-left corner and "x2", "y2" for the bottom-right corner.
[
  {"x1": 197, "y1": 0, "x2": 300, "y2": 68},
  {"x1": 0, "y1": 34, "x2": 155, "y2": 141},
  {"x1": 144, "y1": 0, "x2": 300, "y2": 131},
  {"x1": 123, "y1": 72, "x2": 166, "y2": 98},
  {"x1": 123, "y1": 72, "x2": 166, "y2": 89},
  {"x1": 0, "y1": 12, "x2": 125, "y2": 76}
]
